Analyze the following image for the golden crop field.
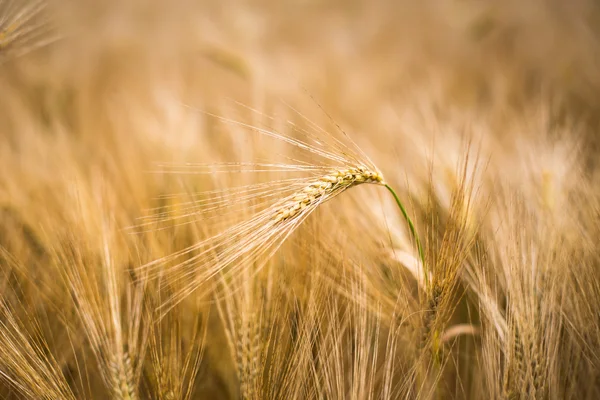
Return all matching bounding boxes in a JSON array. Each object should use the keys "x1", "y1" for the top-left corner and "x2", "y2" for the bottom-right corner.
[{"x1": 1, "y1": 0, "x2": 599, "y2": 398}]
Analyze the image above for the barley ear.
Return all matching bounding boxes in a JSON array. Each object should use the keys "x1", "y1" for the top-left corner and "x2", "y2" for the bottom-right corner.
[{"x1": 109, "y1": 350, "x2": 138, "y2": 400}]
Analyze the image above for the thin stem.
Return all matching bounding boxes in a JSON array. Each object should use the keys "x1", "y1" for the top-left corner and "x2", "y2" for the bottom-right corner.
[{"x1": 384, "y1": 184, "x2": 426, "y2": 286}]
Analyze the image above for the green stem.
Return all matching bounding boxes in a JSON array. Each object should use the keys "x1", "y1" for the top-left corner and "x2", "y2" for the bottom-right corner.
[{"x1": 384, "y1": 184, "x2": 426, "y2": 285}]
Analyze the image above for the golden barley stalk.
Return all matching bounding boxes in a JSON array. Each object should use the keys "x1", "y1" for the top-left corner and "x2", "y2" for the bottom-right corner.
[
  {"x1": 139, "y1": 165, "x2": 385, "y2": 309},
  {"x1": 141, "y1": 164, "x2": 427, "y2": 314},
  {"x1": 139, "y1": 107, "x2": 424, "y2": 311}
]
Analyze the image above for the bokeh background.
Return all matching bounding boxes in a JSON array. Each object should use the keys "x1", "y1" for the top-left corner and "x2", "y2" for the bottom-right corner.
[{"x1": 1, "y1": 0, "x2": 600, "y2": 398}]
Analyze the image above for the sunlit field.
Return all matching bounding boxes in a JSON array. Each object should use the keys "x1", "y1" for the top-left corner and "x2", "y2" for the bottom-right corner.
[{"x1": 1, "y1": 1, "x2": 599, "y2": 398}]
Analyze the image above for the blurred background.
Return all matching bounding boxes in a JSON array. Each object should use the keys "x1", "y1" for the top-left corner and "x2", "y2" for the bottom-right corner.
[{"x1": 1, "y1": 0, "x2": 600, "y2": 398}]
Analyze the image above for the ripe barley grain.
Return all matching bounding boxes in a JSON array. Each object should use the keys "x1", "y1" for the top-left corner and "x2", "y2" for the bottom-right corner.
[
  {"x1": 271, "y1": 166, "x2": 384, "y2": 224},
  {"x1": 110, "y1": 351, "x2": 138, "y2": 400}
]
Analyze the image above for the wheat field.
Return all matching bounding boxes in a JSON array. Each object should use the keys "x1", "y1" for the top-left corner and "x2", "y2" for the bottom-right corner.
[{"x1": 1, "y1": 0, "x2": 599, "y2": 399}]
